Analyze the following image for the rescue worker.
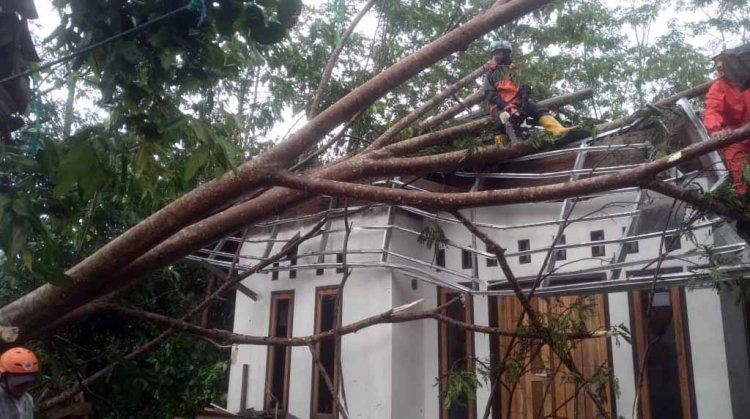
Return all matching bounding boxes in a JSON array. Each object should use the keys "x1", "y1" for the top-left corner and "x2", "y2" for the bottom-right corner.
[
  {"x1": 484, "y1": 39, "x2": 572, "y2": 145},
  {"x1": 0, "y1": 347, "x2": 38, "y2": 419},
  {"x1": 703, "y1": 54, "x2": 750, "y2": 195}
]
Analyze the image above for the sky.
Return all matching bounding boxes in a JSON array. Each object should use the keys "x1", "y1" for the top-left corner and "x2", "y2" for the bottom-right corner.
[{"x1": 25, "y1": 0, "x2": 745, "y2": 141}]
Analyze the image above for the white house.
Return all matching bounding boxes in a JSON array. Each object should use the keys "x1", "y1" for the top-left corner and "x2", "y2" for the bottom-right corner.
[{"x1": 192, "y1": 101, "x2": 750, "y2": 418}]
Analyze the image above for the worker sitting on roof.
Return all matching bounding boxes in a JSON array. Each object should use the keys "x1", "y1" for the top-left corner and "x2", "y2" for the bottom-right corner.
[
  {"x1": 703, "y1": 53, "x2": 750, "y2": 195},
  {"x1": 0, "y1": 347, "x2": 38, "y2": 419},
  {"x1": 484, "y1": 39, "x2": 573, "y2": 146}
]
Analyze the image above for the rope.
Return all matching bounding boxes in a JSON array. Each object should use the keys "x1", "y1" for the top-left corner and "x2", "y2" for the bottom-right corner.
[
  {"x1": 0, "y1": 2, "x2": 200, "y2": 85},
  {"x1": 186, "y1": 0, "x2": 207, "y2": 27}
]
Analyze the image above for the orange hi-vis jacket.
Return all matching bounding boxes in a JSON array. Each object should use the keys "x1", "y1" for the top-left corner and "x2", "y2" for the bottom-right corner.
[
  {"x1": 483, "y1": 61, "x2": 521, "y2": 109},
  {"x1": 703, "y1": 76, "x2": 750, "y2": 194}
]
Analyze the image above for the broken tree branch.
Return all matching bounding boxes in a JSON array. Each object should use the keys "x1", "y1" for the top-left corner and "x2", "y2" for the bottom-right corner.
[
  {"x1": 307, "y1": 341, "x2": 349, "y2": 419},
  {"x1": 92, "y1": 299, "x2": 616, "y2": 348},
  {"x1": 366, "y1": 64, "x2": 490, "y2": 150},
  {"x1": 308, "y1": 0, "x2": 378, "y2": 119},
  {"x1": 271, "y1": 124, "x2": 750, "y2": 209},
  {"x1": 450, "y1": 210, "x2": 608, "y2": 417},
  {"x1": 0, "y1": 0, "x2": 555, "y2": 341},
  {"x1": 640, "y1": 179, "x2": 750, "y2": 224},
  {"x1": 38, "y1": 219, "x2": 326, "y2": 409},
  {"x1": 595, "y1": 80, "x2": 714, "y2": 133}
]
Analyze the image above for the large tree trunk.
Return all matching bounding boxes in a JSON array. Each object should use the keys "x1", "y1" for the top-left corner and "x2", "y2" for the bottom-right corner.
[{"x1": 0, "y1": 0, "x2": 554, "y2": 339}]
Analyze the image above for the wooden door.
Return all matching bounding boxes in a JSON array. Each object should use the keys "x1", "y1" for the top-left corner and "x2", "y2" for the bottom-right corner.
[{"x1": 495, "y1": 295, "x2": 612, "y2": 419}]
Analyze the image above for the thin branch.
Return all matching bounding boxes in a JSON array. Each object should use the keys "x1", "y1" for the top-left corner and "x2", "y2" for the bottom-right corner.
[
  {"x1": 39, "y1": 218, "x2": 327, "y2": 409},
  {"x1": 333, "y1": 203, "x2": 352, "y2": 412},
  {"x1": 308, "y1": 0, "x2": 379, "y2": 119},
  {"x1": 271, "y1": 124, "x2": 750, "y2": 210},
  {"x1": 93, "y1": 300, "x2": 617, "y2": 348},
  {"x1": 308, "y1": 342, "x2": 349, "y2": 419},
  {"x1": 640, "y1": 179, "x2": 750, "y2": 224},
  {"x1": 1, "y1": 0, "x2": 556, "y2": 339},
  {"x1": 365, "y1": 64, "x2": 490, "y2": 150},
  {"x1": 450, "y1": 210, "x2": 608, "y2": 417}
]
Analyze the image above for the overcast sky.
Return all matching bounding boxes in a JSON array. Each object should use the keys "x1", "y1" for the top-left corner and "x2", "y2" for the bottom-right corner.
[{"x1": 25, "y1": 0, "x2": 743, "y2": 141}]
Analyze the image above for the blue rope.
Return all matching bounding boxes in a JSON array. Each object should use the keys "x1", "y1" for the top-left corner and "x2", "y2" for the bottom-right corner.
[{"x1": 187, "y1": 0, "x2": 207, "y2": 27}]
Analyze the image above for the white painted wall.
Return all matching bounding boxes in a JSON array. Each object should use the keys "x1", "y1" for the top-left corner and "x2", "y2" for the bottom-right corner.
[
  {"x1": 227, "y1": 208, "x2": 395, "y2": 418},
  {"x1": 224, "y1": 197, "x2": 737, "y2": 418},
  {"x1": 685, "y1": 288, "x2": 733, "y2": 419},
  {"x1": 608, "y1": 291, "x2": 637, "y2": 418}
]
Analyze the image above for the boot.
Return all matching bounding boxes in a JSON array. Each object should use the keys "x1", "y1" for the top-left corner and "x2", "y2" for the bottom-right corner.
[
  {"x1": 538, "y1": 115, "x2": 573, "y2": 138},
  {"x1": 494, "y1": 134, "x2": 509, "y2": 146}
]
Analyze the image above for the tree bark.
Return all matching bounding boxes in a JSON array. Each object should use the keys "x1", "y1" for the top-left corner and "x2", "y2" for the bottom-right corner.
[
  {"x1": 308, "y1": 0, "x2": 378, "y2": 119},
  {"x1": 0, "y1": 0, "x2": 554, "y2": 336}
]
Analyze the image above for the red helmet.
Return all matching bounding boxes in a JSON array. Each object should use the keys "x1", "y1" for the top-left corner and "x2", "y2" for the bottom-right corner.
[{"x1": 0, "y1": 347, "x2": 39, "y2": 374}]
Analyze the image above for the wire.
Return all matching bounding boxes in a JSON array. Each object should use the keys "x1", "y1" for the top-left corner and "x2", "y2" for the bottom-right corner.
[{"x1": 0, "y1": 3, "x2": 194, "y2": 85}]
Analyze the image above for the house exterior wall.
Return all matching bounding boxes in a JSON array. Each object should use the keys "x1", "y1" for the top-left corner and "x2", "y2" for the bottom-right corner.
[
  {"x1": 225, "y1": 196, "x2": 743, "y2": 418},
  {"x1": 227, "y1": 208, "x2": 395, "y2": 418}
]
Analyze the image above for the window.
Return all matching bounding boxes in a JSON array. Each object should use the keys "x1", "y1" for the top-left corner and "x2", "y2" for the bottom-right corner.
[
  {"x1": 631, "y1": 288, "x2": 695, "y2": 419},
  {"x1": 486, "y1": 244, "x2": 497, "y2": 267},
  {"x1": 436, "y1": 247, "x2": 446, "y2": 268},
  {"x1": 271, "y1": 262, "x2": 279, "y2": 281},
  {"x1": 591, "y1": 230, "x2": 605, "y2": 257},
  {"x1": 625, "y1": 241, "x2": 640, "y2": 254},
  {"x1": 265, "y1": 292, "x2": 294, "y2": 412},
  {"x1": 518, "y1": 239, "x2": 531, "y2": 264},
  {"x1": 438, "y1": 288, "x2": 475, "y2": 419},
  {"x1": 289, "y1": 246, "x2": 297, "y2": 279},
  {"x1": 461, "y1": 249, "x2": 473, "y2": 270},
  {"x1": 555, "y1": 235, "x2": 567, "y2": 261},
  {"x1": 311, "y1": 288, "x2": 339, "y2": 418},
  {"x1": 336, "y1": 252, "x2": 344, "y2": 273},
  {"x1": 316, "y1": 268, "x2": 324, "y2": 276},
  {"x1": 665, "y1": 234, "x2": 681, "y2": 252}
]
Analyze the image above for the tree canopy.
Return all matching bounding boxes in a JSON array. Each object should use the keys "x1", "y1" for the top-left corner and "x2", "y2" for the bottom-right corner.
[{"x1": 0, "y1": 0, "x2": 749, "y2": 416}]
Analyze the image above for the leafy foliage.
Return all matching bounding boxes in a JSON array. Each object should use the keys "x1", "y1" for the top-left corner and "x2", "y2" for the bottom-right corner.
[{"x1": 2, "y1": 0, "x2": 747, "y2": 415}]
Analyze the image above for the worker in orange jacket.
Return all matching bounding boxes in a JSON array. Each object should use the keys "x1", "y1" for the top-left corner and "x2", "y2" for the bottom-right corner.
[
  {"x1": 484, "y1": 39, "x2": 572, "y2": 145},
  {"x1": 703, "y1": 55, "x2": 750, "y2": 195},
  {"x1": 0, "y1": 347, "x2": 38, "y2": 419}
]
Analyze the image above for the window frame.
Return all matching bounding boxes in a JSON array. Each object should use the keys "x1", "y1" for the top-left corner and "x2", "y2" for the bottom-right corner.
[
  {"x1": 310, "y1": 286, "x2": 340, "y2": 419},
  {"x1": 518, "y1": 239, "x2": 531, "y2": 264},
  {"x1": 264, "y1": 291, "x2": 295, "y2": 412},
  {"x1": 437, "y1": 288, "x2": 476, "y2": 419},
  {"x1": 591, "y1": 230, "x2": 605, "y2": 257}
]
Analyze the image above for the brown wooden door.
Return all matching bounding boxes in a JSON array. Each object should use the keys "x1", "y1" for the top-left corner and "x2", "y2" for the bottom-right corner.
[{"x1": 495, "y1": 295, "x2": 612, "y2": 419}]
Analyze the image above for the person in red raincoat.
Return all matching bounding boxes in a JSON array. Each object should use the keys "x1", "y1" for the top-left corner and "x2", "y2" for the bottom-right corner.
[{"x1": 703, "y1": 56, "x2": 750, "y2": 194}]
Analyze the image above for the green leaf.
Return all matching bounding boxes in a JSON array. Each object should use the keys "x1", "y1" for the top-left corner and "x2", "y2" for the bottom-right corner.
[
  {"x1": 21, "y1": 247, "x2": 34, "y2": 272},
  {"x1": 9, "y1": 223, "x2": 27, "y2": 257},
  {"x1": 79, "y1": 166, "x2": 107, "y2": 200},
  {"x1": 215, "y1": 0, "x2": 242, "y2": 36},
  {"x1": 37, "y1": 142, "x2": 61, "y2": 178},
  {"x1": 244, "y1": 5, "x2": 266, "y2": 30},
  {"x1": 0, "y1": 194, "x2": 12, "y2": 215},
  {"x1": 277, "y1": 0, "x2": 302, "y2": 27},
  {"x1": 54, "y1": 142, "x2": 97, "y2": 197},
  {"x1": 251, "y1": 21, "x2": 286, "y2": 45},
  {"x1": 191, "y1": 119, "x2": 213, "y2": 144},
  {"x1": 43, "y1": 267, "x2": 74, "y2": 287},
  {"x1": 184, "y1": 145, "x2": 210, "y2": 181}
]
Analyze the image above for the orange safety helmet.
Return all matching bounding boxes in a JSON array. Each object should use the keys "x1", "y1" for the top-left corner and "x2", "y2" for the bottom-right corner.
[{"x1": 0, "y1": 347, "x2": 39, "y2": 374}]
